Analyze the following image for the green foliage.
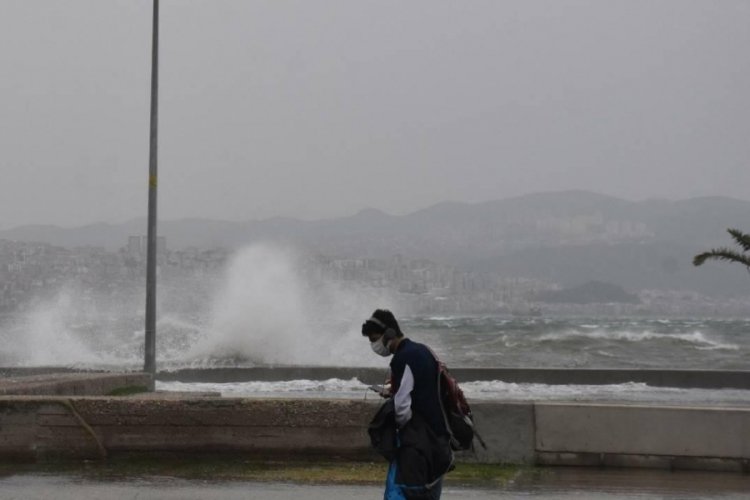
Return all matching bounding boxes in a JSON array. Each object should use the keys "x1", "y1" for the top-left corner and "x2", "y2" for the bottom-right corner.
[
  {"x1": 727, "y1": 228, "x2": 750, "y2": 252},
  {"x1": 693, "y1": 228, "x2": 750, "y2": 271}
]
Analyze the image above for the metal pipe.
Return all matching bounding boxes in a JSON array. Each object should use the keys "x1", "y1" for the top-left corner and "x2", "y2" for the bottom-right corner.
[{"x1": 144, "y1": 0, "x2": 159, "y2": 388}]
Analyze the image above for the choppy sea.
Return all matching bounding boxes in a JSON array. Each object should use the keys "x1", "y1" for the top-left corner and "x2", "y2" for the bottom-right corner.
[
  {"x1": 3, "y1": 312, "x2": 749, "y2": 403},
  {"x1": 407, "y1": 316, "x2": 749, "y2": 370},
  {"x1": 152, "y1": 316, "x2": 750, "y2": 405}
]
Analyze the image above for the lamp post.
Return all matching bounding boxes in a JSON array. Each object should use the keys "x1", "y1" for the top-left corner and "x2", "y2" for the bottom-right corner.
[{"x1": 144, "y1": 0, "x2": 159, "y2": 388}]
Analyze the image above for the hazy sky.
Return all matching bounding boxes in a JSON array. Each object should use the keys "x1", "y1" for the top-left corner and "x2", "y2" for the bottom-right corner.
[{"x1": 1, "y1": 0, "x2": 748, "y2": 228}]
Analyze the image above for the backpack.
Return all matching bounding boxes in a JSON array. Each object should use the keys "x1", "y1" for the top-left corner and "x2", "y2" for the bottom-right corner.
[{"x1": 433, "y1": 356, "x2": 487, "y2": 451}]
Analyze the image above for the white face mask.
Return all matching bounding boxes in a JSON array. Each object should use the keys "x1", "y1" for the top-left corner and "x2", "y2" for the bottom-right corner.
[{"x1": 370, "y1": 338, "x2": 391, "y2": 357}]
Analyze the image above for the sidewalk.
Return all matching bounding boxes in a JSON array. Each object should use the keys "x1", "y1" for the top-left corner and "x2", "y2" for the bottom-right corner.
[{"x1": 1, "y1": 468, "x2": 750, "y2": 500}]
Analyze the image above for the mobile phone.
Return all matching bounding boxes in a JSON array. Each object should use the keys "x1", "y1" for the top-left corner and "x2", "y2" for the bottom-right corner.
[{"x1": 368, "y1": 384, "x2": 385, "y2": 393}]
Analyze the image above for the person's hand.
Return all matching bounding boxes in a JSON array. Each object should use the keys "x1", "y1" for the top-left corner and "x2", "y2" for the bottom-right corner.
[
  {"x1": 379, "y1": 383, "x2": 392, "y2": 398},
  {"x1": 368, "y1": 383, "x2": 392, "y2": 398}
]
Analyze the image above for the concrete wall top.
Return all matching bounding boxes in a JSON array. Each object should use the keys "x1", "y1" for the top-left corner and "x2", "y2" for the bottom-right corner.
[
  {"x1": 535, "y1": 403, "x2": 750, "y2": 459},
  {"x1": 0, "y1": 373, "x2": 151, "y2": 396},
  {"x1": 3, "y1": 367, "x2": 750, "y2": 389},
  {"x1": 154, "y1": 367, "x2": 750, "y2": 390},
  {"x1": 1, "y1": 396, "x2": 749, "y2": 468}
]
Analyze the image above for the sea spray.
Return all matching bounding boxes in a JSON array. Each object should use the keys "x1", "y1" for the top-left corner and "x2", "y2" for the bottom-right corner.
[
  {"x1": 4, "y1": 287, "x2": 115, "y2": 366},
  {"x1": 0, "y1": 276, "x2": 161, "y2": 368},
  {"x1": 187, "y1": 243, "x2": 397, "y2": 367},
  {"x1": 4, "y1": 256, "x2": 746, "y2": 371},
  {"x1": 0, "y1": 243, "x2": 399, "y2": 368}
]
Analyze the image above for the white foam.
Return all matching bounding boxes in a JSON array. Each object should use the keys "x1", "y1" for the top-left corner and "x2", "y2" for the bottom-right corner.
[
  {"x1": 157, "y1": 378, "x2": 371, "y2": 399},
  {"x1": 539, "y1": 329, "x2": 738, "y2": 351},
  {"x1": 461, "y1": 380, "x2": 750, "y2": 406},
  {"x1": 0, "y1": 243, "x2": 398, "y2": 369},
  {"x1": 426, "y1": 316, "x2": 458, "y2": 322},
  {"x1": 2, "y1": 288, "x2": 121, "y2": 366},
  {"x1": 184, "y1": 243, "x2": 397, "y2": 367},
  {"x1": 155, "y1": 379, "x2": 750, "y2": 406}
]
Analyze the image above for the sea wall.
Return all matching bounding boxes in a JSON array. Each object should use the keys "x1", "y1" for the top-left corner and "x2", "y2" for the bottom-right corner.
[
  {"x1": 0, "y1": 373, "x2": 151, "y2": 396},
  {"x1": 1, "y1": 397, "x2": 748, "y2": 472},
  {"x1": 534, "y1": 403, "x2": 750, "y2": 471},
  {"x1": 157, "y1": 367, "x2": 750, "y2": 390},
  {"x1": 0, "y1": 397, "x2": 375, "y2": 461},
  {"x1": 3, "y1": 367, "x2": 749, "y2": 389}
]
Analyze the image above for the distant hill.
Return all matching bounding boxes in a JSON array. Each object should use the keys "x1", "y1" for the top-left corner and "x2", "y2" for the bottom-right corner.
[{"x1": 2, "y1": 191, "x2": 749, "y2": 297}]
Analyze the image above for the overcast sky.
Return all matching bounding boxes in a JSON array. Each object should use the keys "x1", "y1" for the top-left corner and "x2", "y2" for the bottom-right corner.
[{"x1": 0, "y1": 0, "x2": 748, "y2": 228}]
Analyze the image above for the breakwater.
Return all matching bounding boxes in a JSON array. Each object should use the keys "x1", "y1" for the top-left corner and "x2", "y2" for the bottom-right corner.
[
  {"x1": 7, "y1": 366, "x2": 750, "y2": 389},
  {"x1": 155, "y1": 366, "x2": 750, "y2": 390},
  {"x1": 1, "y1": 369, "x2": 749, "y2": 472},
  {"x1": 0, "y1": 395, "x2": 748, "y2": 472}
]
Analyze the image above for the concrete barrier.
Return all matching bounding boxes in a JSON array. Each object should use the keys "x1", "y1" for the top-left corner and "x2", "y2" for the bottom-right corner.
[
  {"x1": 0, "y1": 373, "x2": 151, "y2": 396},
  {"x1": 4, "y1": 367, "x2": 749, "y2": 389},
  {"x1": 535, "y1": 403, "x2": 750, "y2": 472},
  {"x1": 155, "y1": 367, "x2": 750, "y2": 390},
  {"x1": 461, "y1": 402, "x2": 536, "y2": 464},
  {"x1": 0, "y1": 397, "x2": 379, "y2": 461},
  {"x1": 0, "y1": 394, "x2": 748, "y2": 472}
]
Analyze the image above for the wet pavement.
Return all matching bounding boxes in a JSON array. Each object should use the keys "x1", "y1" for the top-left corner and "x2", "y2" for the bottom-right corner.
[{"x1": 1, "y1": 468, "x2": 749, "y2": 499}]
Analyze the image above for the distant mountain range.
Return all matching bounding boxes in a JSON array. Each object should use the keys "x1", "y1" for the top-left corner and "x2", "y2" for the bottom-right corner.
[{"x1": 3, "y1": 191, "x2": 750, "y2": 296}]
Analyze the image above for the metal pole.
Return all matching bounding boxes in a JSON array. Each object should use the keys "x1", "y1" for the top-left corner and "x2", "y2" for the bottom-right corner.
[{"x1": 144, "y1": 0, "x2": 159, "y2": 387}]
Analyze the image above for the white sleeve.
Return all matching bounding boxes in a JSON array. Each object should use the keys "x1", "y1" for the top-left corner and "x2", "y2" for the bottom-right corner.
[{"x1": 394, "y1": 364, "x2": 414, "y2": 427}]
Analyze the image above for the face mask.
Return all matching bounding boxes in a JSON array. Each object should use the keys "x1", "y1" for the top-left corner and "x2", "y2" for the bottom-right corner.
[{"x1": 370, "y1": 338, "x2": 391, "y2": 357}]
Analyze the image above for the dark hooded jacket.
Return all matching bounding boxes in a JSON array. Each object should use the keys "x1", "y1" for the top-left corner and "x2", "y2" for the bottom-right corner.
[{"x1": 368, "y1": 398, "x2": 453, "y2": 492}]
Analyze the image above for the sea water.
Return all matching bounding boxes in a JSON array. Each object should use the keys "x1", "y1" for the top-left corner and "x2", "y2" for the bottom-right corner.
[
  {"x1": 151, "y1": 315, "x2": 750, "y2": 404},
  {"x1": 1, "y1": 245, "x2": 748, "y2": 403},
  {"x1": 406, "y1": 316, "x2": 749, "y2": 370}
]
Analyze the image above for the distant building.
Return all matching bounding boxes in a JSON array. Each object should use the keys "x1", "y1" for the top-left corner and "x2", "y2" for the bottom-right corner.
[
  {"x1": 127, "y1": 236, "x2": 141, "y2": 255},
  {"x1": 126, "y1": 236, "x2": 167, "y2": 257}
]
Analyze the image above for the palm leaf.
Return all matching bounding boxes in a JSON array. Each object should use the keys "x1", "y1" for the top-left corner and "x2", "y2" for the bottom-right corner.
[
  {"x1": 727, "y1": 228, "x2": 750, "y2": 253},
  {"x1": 693, "y1": 248, "x2": 750, "y2": 268}
]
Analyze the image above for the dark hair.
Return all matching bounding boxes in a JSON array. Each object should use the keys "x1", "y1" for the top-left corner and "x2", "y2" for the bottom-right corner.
[{"x1": 361, "y1": 309, "x2": 403, "y2": 337}]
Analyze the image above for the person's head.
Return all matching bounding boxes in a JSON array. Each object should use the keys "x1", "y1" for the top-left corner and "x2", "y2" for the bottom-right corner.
[{"x1": 361, "y1": 309, "x2": 403, "y2": 357}]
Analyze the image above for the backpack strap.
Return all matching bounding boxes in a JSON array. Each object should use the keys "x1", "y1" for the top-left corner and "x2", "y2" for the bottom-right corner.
[
  {"x1": 425, "y1": 346, "x2": 462, "y2": 450},
  {"x1": 427, "y1": 346, "x2": 488, "y2": 451}
]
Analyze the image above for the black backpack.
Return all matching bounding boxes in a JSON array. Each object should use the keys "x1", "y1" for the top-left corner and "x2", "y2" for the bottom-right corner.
[{"x1": 431, "y1": 353, "x2": 487, "y2": 451}]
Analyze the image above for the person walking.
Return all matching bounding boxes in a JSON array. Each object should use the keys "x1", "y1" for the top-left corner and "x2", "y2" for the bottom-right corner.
[{"x1": 363, "y1": 309, "x2": 453, "y2": 500}]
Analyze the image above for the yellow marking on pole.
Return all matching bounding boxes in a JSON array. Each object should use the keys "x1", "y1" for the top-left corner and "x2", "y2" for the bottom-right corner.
[{"x1": 149, "y1": 175, "x2": 158, "y2": 188}]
